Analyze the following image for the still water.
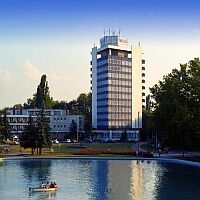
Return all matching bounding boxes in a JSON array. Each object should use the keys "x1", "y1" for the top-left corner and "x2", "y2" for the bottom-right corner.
[{"x1": 0, "y1": 159, "x2": 199, "y2": 200}]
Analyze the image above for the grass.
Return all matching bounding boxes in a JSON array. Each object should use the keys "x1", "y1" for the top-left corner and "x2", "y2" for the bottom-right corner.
[{"x1": 2, "y1": 143, "x2": 133, "y2": 156}]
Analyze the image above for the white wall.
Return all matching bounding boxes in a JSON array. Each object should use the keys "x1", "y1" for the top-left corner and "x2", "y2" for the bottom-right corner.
[
  {"x1": 91, "y1": 47, "x2": 97, "y2": 128},
  {"x1": 132, "y1": 45, "x2": 142, "y2": 128}
]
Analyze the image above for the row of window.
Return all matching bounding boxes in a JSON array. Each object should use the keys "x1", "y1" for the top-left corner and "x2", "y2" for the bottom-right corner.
[
  {"x1": 98, "y1": 121, "x2": 131, "y2": 127},
  {"x1": 98, "y1": 93, "x2": 132, "y2": 99},
  {"x1": 97, "y1": 72, "x2": 132, "y2": 80},
  {"x1": 97, "y1": 86, "x2": 132, "y2": 93},
  {"x1": 97, "y1": 115, "x2": 132, "y2": 120},
  {"x1": 97, "y1": 65, "x2": 132, "y2": 73},
  {"x1": 97, "y1": 107, "x2": 132, "y2": 112},
  {"x1": 97, "y1": 80, "x2": 132, "y2": 87},
  {"x1": 53, "y1": 124, "x2": 67, "y2": 128},
  {"x1": 97, "y1": 100, "x2": 132, "y2": 106},
  {"x1": 97, "y1": 58, "x2": 132, "y2": 67},
  {"x1": 54, "y1": 117, "x2": 67, "y2": 120}
]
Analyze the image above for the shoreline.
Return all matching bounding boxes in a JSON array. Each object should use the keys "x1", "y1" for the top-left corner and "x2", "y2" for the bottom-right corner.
[{"x1": 2, "y1": 155, "x2": 200, "y2": 167}]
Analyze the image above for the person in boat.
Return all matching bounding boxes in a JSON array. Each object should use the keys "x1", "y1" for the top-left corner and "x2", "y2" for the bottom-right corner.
[
  {"x1": 40, "y1": 181, "x2": 45, "y2": 188},
  {"x1": 46, "y1": 182, "x2": 50, "y2": 189},
  {"x1": 53, "y1": 182, "x2": 58, "y2": 189},
  {"x1": 50, "y1": 182, "x2": 55, "y2": 188}
]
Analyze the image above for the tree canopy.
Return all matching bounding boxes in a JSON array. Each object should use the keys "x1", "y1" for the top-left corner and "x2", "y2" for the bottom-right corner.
[
  {"x1": 25, "y1": 75, "x2": 54, "y2": 109},
  {"x1": 150, "y1": 58, "x2": 200, "y2": 151}
]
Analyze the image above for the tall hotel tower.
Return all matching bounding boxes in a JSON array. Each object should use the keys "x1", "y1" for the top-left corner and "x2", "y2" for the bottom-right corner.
[{"x1": 91, "y1": 33, "x2": 145, "y2": 140}]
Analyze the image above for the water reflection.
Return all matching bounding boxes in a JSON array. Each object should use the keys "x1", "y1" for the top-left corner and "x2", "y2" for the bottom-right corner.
[
  {"x1": 0, "y1": 159, "x2": 199, "y2": 200},
  {"x1": 20, "y1": 159, "x2": 52, "y2": 183},
  {"x1": 28, "y1": 190, "x2": 57, "y2": 199},
  {"x1": 89, "y1": 160, "x2": 109, "y2": 200}
]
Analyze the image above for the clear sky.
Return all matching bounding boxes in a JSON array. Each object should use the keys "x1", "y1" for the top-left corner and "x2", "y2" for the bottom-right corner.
[{"x1": 0, "y1": 0, "x2": 200, "y2": 108}]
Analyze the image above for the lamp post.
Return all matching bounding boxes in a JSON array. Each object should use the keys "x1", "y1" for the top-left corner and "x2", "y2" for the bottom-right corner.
[
  {"x1": 137, "y1": 112, "x2": 140, "y2": 152},
  {"x1": 76, "y1": 116, "x2": 79, "y2": 143}
]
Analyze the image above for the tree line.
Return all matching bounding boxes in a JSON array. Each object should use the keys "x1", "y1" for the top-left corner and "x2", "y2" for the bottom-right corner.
[
  {"x1": 143, "y1": 58, "x2": 200, "y2": 151},
  {"x1": 0, "y1": 74, "x2": 92, "y2": 154}
]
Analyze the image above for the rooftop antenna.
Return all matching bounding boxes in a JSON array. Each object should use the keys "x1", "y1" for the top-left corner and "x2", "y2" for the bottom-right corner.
[
  {"x1": 103, "y1": 29, "x2": 106, "y2": 43},
  {"x1": 112, "y1": 28, "x2": 115, "y2": 36},
  {"x1": 109, "y1": 28, "x2": 110, "y2": 36},
  {"x1": 119, "y1": 28, "x2": 121, "y2": 37}
]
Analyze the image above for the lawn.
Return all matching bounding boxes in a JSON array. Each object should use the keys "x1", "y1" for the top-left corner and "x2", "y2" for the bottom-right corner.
[{"x1": 3, "y1": 143, "x2": 133, "y2": 155}]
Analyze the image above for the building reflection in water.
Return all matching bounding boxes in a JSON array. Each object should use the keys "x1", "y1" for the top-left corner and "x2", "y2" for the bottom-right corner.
[
  {"x1": 105, "y1": 160, "x2": 164, "y2": 200},
  {"x1": 89, "y1": 160, "x2": 109, "y2": 200},
  {"x1": 129, "y1": 161, "x2": 165, "y2": 200}
]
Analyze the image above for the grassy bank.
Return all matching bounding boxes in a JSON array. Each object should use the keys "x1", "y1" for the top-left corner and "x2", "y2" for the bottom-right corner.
[{"x1": 2, "y1": 143, "x2": 154, "y2": 157}]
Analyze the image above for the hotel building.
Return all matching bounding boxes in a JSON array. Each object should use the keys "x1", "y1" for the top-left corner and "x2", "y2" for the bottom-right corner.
[{"x1": 91, "y1": 33, "x2": 145, "y2": 140}]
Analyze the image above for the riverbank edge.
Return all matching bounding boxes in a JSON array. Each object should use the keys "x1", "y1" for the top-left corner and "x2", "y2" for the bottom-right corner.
[{"x1": 2, "y1": 156, "x2": 200, "y2": 167}]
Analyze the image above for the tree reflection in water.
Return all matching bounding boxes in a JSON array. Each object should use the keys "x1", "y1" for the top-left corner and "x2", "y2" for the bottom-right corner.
[
  {"x1": 20, "y1": 159, "x2": 52, "y2": 184},
  {"x1": 29, "y1": 190, "x2": 57, "y2": 199}
]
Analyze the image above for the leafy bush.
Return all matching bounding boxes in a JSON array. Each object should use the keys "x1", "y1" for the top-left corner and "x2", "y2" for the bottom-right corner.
[
  {"x1": 0, "y1": 148, "x2": 3, "y2": 158},
  {"x1": 74, "y1": 149, "x2": 153, "y2": 157}
]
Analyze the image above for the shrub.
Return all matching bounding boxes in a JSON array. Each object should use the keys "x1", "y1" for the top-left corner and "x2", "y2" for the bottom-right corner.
[{"x1": 74, "y1": 149, "x2": 153, "y2": 157}]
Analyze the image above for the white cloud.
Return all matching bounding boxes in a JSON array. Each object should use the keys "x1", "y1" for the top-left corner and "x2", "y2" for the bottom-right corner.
[
  {"x1": 24, "y1": 60, "x2": 41, "y2": 80},
  {"x1": 49, "y1": 73, "x2": 60, "y2": 81},
  {"x1": 2, "y1": 70, "x2": 12, "y2": 81}
]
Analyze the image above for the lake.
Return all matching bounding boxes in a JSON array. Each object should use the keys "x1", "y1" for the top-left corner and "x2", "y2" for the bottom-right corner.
[{"x1": 0, "y1": 158, "x2": 199, "y2": 200}]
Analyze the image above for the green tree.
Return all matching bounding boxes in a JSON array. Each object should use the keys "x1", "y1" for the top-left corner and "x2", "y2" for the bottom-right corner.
[
  {"x1": 35, "y1": 108, "x2": 52, "y2": 154},
  {"x1": 69, "y1": 119, "x2": 77, "y2": 141},
  {"x1": 150, "y1": 58, "x2": 200, "y2": 151},
  {"x1": 20, "y1": 115, "x2": 37, "y2": 154},
  {"x1": 25, "y1": 75, "x2": 54, "y2": 109},
  {"x1": 0, "y1": 112, "x2": 12, "y2": 142}
]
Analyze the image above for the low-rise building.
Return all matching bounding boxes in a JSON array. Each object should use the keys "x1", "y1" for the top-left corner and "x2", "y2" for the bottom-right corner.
[{"x1": 5, "y1": 108, "x2": 84, "y2": 141}]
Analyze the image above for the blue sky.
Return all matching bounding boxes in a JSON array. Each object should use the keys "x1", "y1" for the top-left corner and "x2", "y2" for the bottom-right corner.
[{"x1": 1, "y1": 0, "x2": 200, "y2": 107}]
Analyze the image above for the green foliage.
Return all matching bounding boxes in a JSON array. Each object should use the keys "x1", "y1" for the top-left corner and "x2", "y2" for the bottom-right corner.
[
  {"x1": 25, "y1": 75, "x2": 54, "y2": 109},
  {"x1": 0, "y1": 112, "x2": 12, "y2": 142},
  {"x1": 20, "y1": 115, "x2": 37, "y2": 153},
  {"x1": 20, "y1": 109, "x2": 52, "y2": 155},
  {"x1": 150, "y1": 58, "x2": 200, "y2": 150},
  {"x1": 120, "y1": 129, "x2": 127, "y2": 142},
  {"x1": 69, "y1": 120, "x2": 77, "y2": 140},
  {"x1": 35, "y1": 109, "x2": 52, "y2": 154}
]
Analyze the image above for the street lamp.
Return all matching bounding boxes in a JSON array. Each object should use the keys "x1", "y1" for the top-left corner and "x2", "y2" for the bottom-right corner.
[
  {"x1": 76, "y1": 116, "x2": 79, "y2": 143},
  {"x1": 137, "y1": 111, "x2": 140, "y2": 153}
]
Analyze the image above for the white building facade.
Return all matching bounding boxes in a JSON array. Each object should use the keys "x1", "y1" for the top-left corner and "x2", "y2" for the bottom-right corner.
[
  {"x1": 5, "y1": 108, "x2": 84, "y2": 141},
  {"x1": 91, "y1": 34, "x2": 145, "y2": 140}
]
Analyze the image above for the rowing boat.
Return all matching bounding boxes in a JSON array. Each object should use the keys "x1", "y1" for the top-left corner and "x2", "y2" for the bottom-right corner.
[{"x1": 29, "y1": 187, "x2": 58, "y2": 192}]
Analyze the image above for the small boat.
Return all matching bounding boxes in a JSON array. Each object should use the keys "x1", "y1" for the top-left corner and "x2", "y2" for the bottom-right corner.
[{"x1": 29, "y1": 187, "x2": 58, "y2": 192}]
